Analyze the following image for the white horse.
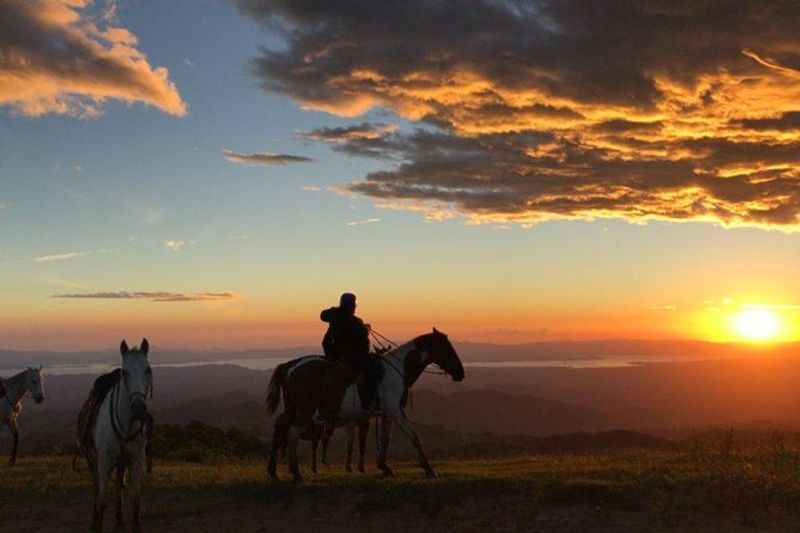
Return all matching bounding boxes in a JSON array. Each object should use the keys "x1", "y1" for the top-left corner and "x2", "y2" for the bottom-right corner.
[
  {"x1": 266, "y1": 328, "x2": 465, "y2": 480},
  {"x1": 0, "y1": 366, "x2": 45, "y2": 465},
  {"x1": 89, "y1": 339, "x2": 153, "y2": 533}
]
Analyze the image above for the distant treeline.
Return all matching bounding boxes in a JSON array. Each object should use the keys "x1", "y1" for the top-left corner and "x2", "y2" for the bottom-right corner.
[{"x1": 149, "y1": 421, "x2": 265, "y2": 462}]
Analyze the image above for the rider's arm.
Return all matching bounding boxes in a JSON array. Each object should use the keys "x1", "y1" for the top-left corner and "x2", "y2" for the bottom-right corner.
[{"x1": 320, "y1": 307, "x2": 337, "y2": 323}]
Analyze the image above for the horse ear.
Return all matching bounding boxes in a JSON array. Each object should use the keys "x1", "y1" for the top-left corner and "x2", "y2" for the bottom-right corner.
[
  {"x1": 120, "y1": 340, "x2": 129, "y2": 355},
  {"x1": 141, "y1": 338, "x2": 149, "y2": 356},
  {"x1": 433, "y1": 327, "x2": 439, "y2": 334}
]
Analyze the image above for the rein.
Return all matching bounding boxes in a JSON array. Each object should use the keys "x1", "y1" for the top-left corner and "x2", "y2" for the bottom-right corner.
[
  {"x1": 370, "y1": 328, "x2": 400, "y2": 349},
  {"x1": 371, "y1": 330, "x2": 447, "y2": 377},
  {"x1": 109, "y1": 381, "x2": 145, "y2": 443}
]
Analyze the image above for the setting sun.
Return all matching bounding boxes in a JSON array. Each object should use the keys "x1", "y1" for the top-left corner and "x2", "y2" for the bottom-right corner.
[{"x1": 734, "y1": 309, "x2": 780, "y2": 341}]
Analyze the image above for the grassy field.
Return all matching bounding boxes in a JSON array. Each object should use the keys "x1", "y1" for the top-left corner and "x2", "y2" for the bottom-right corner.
[{"x1": 3, "y1": 445, "x2": 800, "y2": 532}]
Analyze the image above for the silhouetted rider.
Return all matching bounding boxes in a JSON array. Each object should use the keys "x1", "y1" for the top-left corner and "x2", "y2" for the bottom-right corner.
[
  {"x1": 319, "y1": 293, "x2": 379, "y2": 420},
  {"x1": 321, "y1": 293, "x2": 369, "y2": 362}
]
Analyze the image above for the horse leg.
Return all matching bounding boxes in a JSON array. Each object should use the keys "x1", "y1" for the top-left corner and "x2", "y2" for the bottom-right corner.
[
  {"x1": 268, "y1": 412, "x2": 291, "y2": 481},
  {"x1": 376, "y1": 416, "x2": 394, "y2": 478},
  {"x1": 345, "y1": 423, "x2": 354, "y2": 473},
  {"x1": 310, "y1": 425, "x2": 319, "y2": 475},
  {"x1": 395, "y1": 415, "x2": 436, "y2": 478},
  {"x1": 145, "y1": 422, "x2": 153, "y2": 475},
  {"x1": 320, "y1": 424, "x2": 334, "y2": 466},
  {"x1": 357, "y1": 420, "x2": 369, "y2": 473},
  {"x1": 92, "y1": 456, "x2": 113, "y2": 533},
  {"x1": 130, "y1": 459, "x2": 145, "y2": 533},
  {"x1": 287, "y1": 425, "x2": 303, "y2": 482},
  {"x1": 114, "y1": 463, "x2": 125, "y2": 531},
  {"x1": 8, "y1": 419, "x2": 18, "y2": 466}
]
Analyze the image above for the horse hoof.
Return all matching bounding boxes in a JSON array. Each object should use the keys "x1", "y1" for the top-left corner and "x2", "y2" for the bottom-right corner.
[
  {"x1": 292, "y1": 475, "x2": 304, "y2": 483},
  {"x1": 358, "y1": 466, "x2": 366, "y2": 474},
  {"x1": 425, "y1": 470, "x2": 437, "y2": 479},
  {"x1": 380, "y1": 468, "x2": 394, "y2": 478}
]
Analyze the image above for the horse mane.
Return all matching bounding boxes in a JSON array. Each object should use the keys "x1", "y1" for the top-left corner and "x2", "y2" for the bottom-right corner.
[{"x1": 2, "y1": 369, "x2": 30, "y2": 387}]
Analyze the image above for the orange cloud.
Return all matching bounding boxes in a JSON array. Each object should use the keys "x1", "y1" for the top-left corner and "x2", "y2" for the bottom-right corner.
[
  {"x1": 238, "y1": 0, "x2": 800, "y2": 230},
  {"x1": 0, "y1": 0, "x2": 186, "y2": 117}
]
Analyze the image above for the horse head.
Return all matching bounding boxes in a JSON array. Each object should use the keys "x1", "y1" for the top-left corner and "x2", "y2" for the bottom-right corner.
[
  {"x1": 25, "y1": 366, "x2": 45, "y2": 404},
  {"x1": 120, "y1": 338, "x2": 153, "y2": 422},
  {"x1": 416, "y1": 328, "x2": 465, "y2": 382}
]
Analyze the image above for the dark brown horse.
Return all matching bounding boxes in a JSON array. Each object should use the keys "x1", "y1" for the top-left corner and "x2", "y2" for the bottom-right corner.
[{"x1": 265, "y1": 328, "x2": 465, "y2": 481}]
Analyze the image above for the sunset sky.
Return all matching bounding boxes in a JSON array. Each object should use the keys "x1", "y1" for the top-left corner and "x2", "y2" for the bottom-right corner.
[{"x1": 2, "y1": 0, "x2": 800, "y2": 350}]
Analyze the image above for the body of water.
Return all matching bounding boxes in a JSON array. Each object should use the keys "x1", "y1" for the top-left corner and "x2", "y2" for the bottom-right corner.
[{"x1": 0, "y1": 354, "x2": 727, "y2": 376}]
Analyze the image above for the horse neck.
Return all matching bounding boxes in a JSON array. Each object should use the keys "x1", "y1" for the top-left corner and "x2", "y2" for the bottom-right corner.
[
  {"x1": 385, "y1": 337, "x2": 430, "y2": 388},
  {"x1": 2, "y1": 370, "x2": 28, "y2": 404},
  {"x1": 110, "y1": 378, "x2": 134, "y2": 432}
]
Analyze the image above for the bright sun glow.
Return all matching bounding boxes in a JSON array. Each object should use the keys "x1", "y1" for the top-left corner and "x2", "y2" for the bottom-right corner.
[{"x1": 734, "y1": 309, "x2": 780, "y2": 341}]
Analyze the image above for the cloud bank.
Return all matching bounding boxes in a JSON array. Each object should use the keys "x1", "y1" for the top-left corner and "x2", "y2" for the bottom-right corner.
[
  {"x1": 0, "y1": 0, "x2": 186, "y2": 117},
  {"x1": 52, "y1": 291, "x2": 239, "y2": 302},
  {"x1": 235, "y1": 0, "x2": 800, "y2": 229}
]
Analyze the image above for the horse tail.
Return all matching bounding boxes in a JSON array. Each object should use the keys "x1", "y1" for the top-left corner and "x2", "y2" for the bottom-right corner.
[{"x1": 266, "y1": 362, "x2": 290, "y2": 415}]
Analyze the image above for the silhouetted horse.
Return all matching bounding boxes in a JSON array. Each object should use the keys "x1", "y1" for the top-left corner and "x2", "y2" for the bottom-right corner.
[{"x1": 266, "y1": 328, "x2": 465, "y2": 481}]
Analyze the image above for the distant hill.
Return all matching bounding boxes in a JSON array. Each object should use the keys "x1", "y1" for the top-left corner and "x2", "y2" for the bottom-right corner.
[{"x1": 8, "y1": 356, "x2": 800, "y2": 460}]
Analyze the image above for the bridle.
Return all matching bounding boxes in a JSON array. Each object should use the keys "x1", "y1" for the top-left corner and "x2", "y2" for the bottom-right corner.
[{"x1": 109, "y1": 379, "x2": 148, "y2": 443}]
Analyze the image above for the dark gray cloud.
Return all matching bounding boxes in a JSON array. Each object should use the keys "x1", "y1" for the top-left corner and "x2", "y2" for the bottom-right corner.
[
  {"x1": 235, "y1": 0, "x2": 800, "y2": 229},
  {"x1": 299, "y1": 122, "x2": 396, "y2": 142},
  {"x1": 53, "y1": 291, "x2": 239, "y2": 302},
  {"x1": 299, "y1": 122, "x2": 403, "y2": 158},
  {"x1": 733, "y1": 112, "x2": 800, "y2": 132},
  {"x1": 223, "y1": 149, "x2": 313, "y2": 165}
]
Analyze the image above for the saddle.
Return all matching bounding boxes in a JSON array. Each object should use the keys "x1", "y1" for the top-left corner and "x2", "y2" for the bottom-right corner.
[
  {"x1": 355, "y1": 356, "x2": 384, "y2": 411},
  {"x1": 77, "y1": 370, "x2": 123, "y2": 453}
]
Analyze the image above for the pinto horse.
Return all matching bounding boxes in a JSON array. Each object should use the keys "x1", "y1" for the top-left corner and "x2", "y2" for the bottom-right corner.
[{"x1": 265, "y1": 328, "x2": 465, "y2": 481}]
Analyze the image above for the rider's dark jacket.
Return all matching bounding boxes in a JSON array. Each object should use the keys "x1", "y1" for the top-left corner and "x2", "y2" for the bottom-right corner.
[{"x1": 320, "y1": 306, "x2": 370, "y2": 371}]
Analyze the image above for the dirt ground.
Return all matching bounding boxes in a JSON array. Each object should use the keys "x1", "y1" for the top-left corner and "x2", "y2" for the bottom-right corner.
[{"x1": 4, "y1": 488, "x2": 800, "y2": 533}]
